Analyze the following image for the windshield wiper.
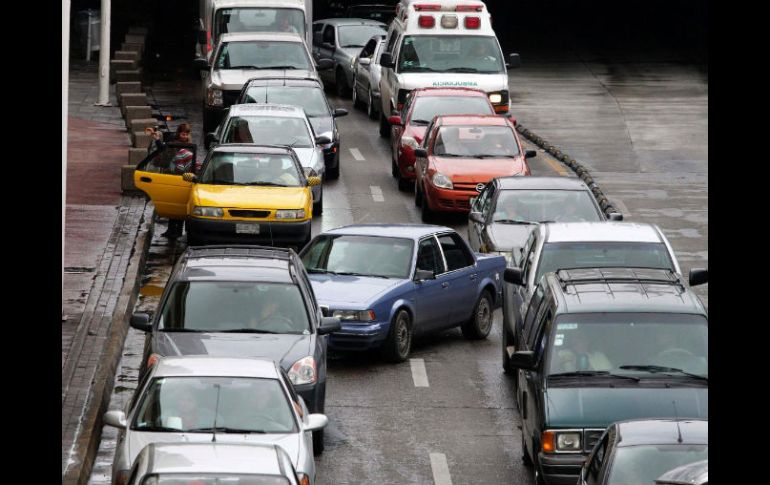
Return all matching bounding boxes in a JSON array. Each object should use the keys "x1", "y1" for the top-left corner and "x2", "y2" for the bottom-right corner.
[
  {"x1": 187, "y1": 427, "x2": 267, "y2": 434},
  {"x1": 334, "y1": 271, "x2": 389, "y2": 278},
  {"x1": 340, "y1": 44, "x2": 364, "y2": 48},
  {"x1": 243, "y1": 181, "x2": 289, "y2": 187},
  {"x1": 549, "y1": 370, "x2": 640, "y2": 382},
  {"x1": 444, "y1": 67, "x2": 481, "y2": 73},
  {"x1": 218, "y1": 328, "x2": 281, "y2": 334},
  {"x1": 134, "y1": 425, "x2": 188, "y2": 432},
  {"x1": 492, "y1": 219, "x2": 537, "y2": 225},
  {"x1": 473, "y1": 154, "x2": 516, "y2": 158},
  {"x1": 618, "y1": 365, "x2": 707, "y2": 381},
  {"x1": 410, "y1": 119, "x2": 430, "y2": 125},
  {"x1": 307, "y1": 268, "x2": 338, "y2": 275},
  {"x1": 259, "y1": 65, "x2": 299, "y2": 70},
  {"x1": 226, "y1": 65, "x2": 262, "y2": 69},
  {"x1": 434, "y1": 153, "x2": 465, "y2": 157},
  {"x1": 401, "y1": 66, "x2": 436, "y2": 72},
  {"x1": 159, "y1": 328, "x2": 204, "y2": 332}
]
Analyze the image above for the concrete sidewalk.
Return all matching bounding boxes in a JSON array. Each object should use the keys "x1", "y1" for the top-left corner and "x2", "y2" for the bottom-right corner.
[{"x1": 62, "y1": 60, "x2": 154, "y2": 485}]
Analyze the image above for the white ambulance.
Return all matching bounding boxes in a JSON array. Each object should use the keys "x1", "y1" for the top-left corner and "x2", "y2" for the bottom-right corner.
[{"x1": 377, "y1": 0, "x2": 520, "y2": 136}]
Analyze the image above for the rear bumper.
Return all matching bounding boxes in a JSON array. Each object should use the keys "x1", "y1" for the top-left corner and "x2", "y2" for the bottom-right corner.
[
  {"x1": 186, "y1": 217, "x2": 311, "y2": 246},
  {"x1": 538, "y1": 452, "x2": 586, "y2": 485}
]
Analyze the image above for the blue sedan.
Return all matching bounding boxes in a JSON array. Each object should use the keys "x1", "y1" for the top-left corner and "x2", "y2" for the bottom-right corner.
[{"x1": 299, "y1": 224, "x2": 507, "y2": 361}]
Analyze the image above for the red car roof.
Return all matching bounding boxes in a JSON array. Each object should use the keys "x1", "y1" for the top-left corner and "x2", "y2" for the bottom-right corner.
[{"x1": 435, "y1": 114, "x2": 513, "y2": 126}]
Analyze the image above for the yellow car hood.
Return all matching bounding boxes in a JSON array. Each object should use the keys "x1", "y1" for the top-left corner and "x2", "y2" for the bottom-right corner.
[{"x1": 193, "y1": 184, "x2": 309, "y2": 209}]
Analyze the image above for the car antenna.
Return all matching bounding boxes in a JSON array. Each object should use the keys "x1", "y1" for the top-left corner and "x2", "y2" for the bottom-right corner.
[
  {"x1": 672, "y1": 400, "x2": 683, "y2": 443},
  {"x1": 212, "y1": 383, "x2": 222, "y2": 443}
]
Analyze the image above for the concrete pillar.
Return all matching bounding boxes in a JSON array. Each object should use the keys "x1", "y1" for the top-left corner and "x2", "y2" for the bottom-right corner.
[
  {"x1": 63, "y1": 0, "x2": 71, "y2": 298},
  {"x1": 96, "y1": 0, "x2": 111, "y2": 106}
]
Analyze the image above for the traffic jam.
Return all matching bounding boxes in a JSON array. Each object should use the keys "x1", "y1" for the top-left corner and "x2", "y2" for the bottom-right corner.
[{"x1": 101, "y1": 1, "x2": 708, "y2": 484}]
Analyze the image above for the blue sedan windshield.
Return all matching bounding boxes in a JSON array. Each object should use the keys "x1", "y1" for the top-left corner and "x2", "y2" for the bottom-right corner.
[{"x1": 302, "y1": 235, "x2": 414, "y2": 279}]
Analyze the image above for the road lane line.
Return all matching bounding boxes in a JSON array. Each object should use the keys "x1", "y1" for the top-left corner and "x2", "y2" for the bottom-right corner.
[
  {"x1": 370, "y1": 185, "x2": 384, "y2": 202},
  {"x1": 410, "y1": 358, "x2": 429, "y2": 387},
  {"x1": 429, "y1": 453, "x2": 453, "y2": 485},
  {"x1": 544, "y1": 155, "x2": 570, "y2": 176},
  {"x1": 350, "y1": 148, "x2": 365, "y2": 161}
]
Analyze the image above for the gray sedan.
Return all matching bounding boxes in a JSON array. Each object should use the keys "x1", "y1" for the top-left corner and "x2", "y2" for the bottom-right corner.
[
  {"x1": 312, "y1": 18, "x2": 387, "y2": 97},
  {"x1": 352, "y1": 33, "x2": 387, "y2": 119}
]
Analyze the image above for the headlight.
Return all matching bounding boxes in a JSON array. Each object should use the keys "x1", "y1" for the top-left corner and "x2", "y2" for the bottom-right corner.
[
  {"x1": 542, "y1": 430, "x2": 582, "y2": 453},
  {"x1": 401, "y1": 136, "x2": 418, "y2": 149},
  {"x1": 275, "y1": 209, "x2": 306, "y2": 219},
  {"x1": 489, "y1": 93, "x2": 503, "y2": 104},
  {"x1": 207, "y1": 87, "x2": 223, "y2": 107},
  {"x1": 332, "y1": 309, "x2": 376, "y2": 322},
  {"x1": 192, "y1": 206, "x2": 223, "y2": 217},
  {"x1": 431, "y1": 172, "x2": 453, "y2": 189},
  {"x1": 288, "y1": 356, "x2": 316, "y2": 385}
]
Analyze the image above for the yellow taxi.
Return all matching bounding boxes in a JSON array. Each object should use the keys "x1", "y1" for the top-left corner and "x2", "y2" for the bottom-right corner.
[{"x1": 134, "y1": 143, "x2": 321, "y2": 247}]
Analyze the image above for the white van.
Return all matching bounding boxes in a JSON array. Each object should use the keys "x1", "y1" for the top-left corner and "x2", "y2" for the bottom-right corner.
[
  {"x1": 377, "y1": 0, "x2": 520, "y2": 136},
  {"x1": 196, "y1": 0, "x2": 313, "y2": 59}
]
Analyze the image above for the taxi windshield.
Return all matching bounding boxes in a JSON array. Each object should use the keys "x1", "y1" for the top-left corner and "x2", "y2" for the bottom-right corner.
[
  {"x1": 244, "y1": 86, "x2": 329, "y2": 117},
  {"x1": 215, "y1": 40, "x2": 310, "y2": 70},
  {"x1": 398, "y1": 35, "x2": 505, "y2": 73},
  {"x1": 199, "y1": 152, "x2": 303, "y2": 187},
  {"x1": 433, "y1": 125, "x2": 519, "y2": 157},
  {"x1": 222, "y1": 116, "x2": 313, "y2": 147}
]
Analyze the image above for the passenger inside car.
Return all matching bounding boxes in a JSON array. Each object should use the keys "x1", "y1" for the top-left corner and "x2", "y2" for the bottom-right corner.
[{"x1": 551, "y1": 327, "x2": 613, "y2": 373}]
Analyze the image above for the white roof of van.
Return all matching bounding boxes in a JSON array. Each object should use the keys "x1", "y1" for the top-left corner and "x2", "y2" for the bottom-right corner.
[{"x1": 213, "y1": 0, "x2": 306, "y2": 10}]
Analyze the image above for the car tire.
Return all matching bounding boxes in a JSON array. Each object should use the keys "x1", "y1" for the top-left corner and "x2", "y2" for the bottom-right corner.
[
  {"x1": 414, "y1": 181, "x2": 423, "y2": 207},
  {"x1": 186, "y1": 231, "x2": 203, "y2": 247},
  {"x1": 461, "y1": 291, "x2": 493, "y2": 340},
  {"x1": 352, "y1": 85, "x2": 365, "y2": 110},
  {"x1": 379, "y1": 111, "x2": 390, "y2": 138},
  {"x1": 392, "y1": 157, "x2": 399, "y2": 178},
  {"x1": 313, "y1": 428, "x2": 325, "y2": 456},
  {"x1": 533, "y1": 455, "x2": 546, "y2": 485},
  {"x1": 502, "y1": 325, "x2": 514, "y2": 375},
  {"x1": 522, "y1": 434, "x2": 533, "y2": 467},
  {"x1": 202, "y1": 107, "x2": 217, "y2": 135},
  {"x1": 381, "y1": 309, "x2": 413, "y2": 363},
  {"x1": 367, "y1": 89, "x2": 378, "y2": 120},
  {"x1": 326, "y1": 153, "x2": 340, "y2": 180},
  {"x1": 421, "y1": 195, "x2": 434, "y2": 223},
  {"x1": 313, "y1": 187, "x2": 324, "y2": 216},
  {"x1": 336, "y1": 69, "x2": 351, "y2": 97},
  {"x1": 398, "y1": 174, "x2": 412, "y2": 192}
]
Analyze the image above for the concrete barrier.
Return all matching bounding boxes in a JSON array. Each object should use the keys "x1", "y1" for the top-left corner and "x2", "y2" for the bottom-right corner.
[
  {"x1": 121, "y1": 165, "x2": 140, "y2": 193},
  {"x1": 110, "y1": 60, "x2": 136, "y2": 79},
  {"x1": 114, "y1": 51, "x2": 140, "y2": 62},
  {"x1": 115, "y1": 82, "x2": 142, "y2": 99},
  {"x1": 127, "y1": 26, "x2": 149, "y2": 35},
  {"x1": 124, "y1": 34, "x2": 146, "y2": 45},
  {"x1": 121, "y1": 42, "x2": 143, "y2": 54},
  {"x1": 119, "y1": 92, "x2": 147, "y2": 110},
  {"x1": 115, "y1": 69, "x2": 143, "y2": 83},
  {"x1": 128, "y1": 118, "x2": 158, "y2": 134},
  {"x1": 132, "y1": 131, "x2": 152, "y2": 148},
  {"x1": 128, "y1": 148, "x2": 147, "y2": 165},
  {"x1": 124, "y1": 106, "x2": 152, "y2": 125}
]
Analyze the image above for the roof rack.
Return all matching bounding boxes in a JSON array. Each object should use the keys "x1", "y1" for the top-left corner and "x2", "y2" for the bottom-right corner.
[
  {"x1": 556, "y1": 267, "x2": 683, "y2": 289},
  {"x1": 183, "y1": 245, "x2": 296, "y2": 261}
]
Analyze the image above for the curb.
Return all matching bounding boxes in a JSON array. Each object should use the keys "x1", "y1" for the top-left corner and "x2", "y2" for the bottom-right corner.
[
  {"x1": 62, "y1": 201, "x2": 155, "y2": 485},
  {"x1": 516, "y1": 123, "x2": 620, "y2": 217}
]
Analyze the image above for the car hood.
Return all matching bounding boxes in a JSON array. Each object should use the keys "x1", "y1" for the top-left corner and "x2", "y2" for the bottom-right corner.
[
  {"x1": 431, "y1": 156, "x2": 527, "y2": 183},
  {"x1": 545, "y1": 387, "x2": 708, "y2": 428},
  {"x1": 155, "y1": 331, "x2": 312, "y2": 369},
  {"x1": 487, "y1": 223, "x2": 536, "y2": 252},
  {"x1": 213, "y1": 69, "x2": 317, "y2": 91},
  {"x1": 308, "y1": 274, "x2": 402, "y2": 306},
  {"x1": 192, "y1": 185, "x2": 309, "y2": 209},
  {"x1": 397, "y1": 72, "x2": 509, "y2": 92},
  {"x1": 308, "y1": 116, "x2": 333, "y2": 138}
]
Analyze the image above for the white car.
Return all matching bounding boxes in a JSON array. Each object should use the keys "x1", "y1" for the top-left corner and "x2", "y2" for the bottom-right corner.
[
  {"x1": 104, "y1": 357, "x2": 328, "y2": 485},
  {"x1": 352, "y1": 33, "x2": 387, "y2": 119}
]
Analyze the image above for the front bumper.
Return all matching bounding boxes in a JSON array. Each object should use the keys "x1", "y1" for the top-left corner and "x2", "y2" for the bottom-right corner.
[
  {"x1": 537, "y1": 452, "x2": 586, "y2": 485},
  {"x1": 186, "y1": 217, "x2": 311, "y2": 246},
  {"x1": 328, "y1": 321, "x2": 390, "y2": 351},
  {"x1": 424, "y1": 185, "x2": 477, "y2": 213}
]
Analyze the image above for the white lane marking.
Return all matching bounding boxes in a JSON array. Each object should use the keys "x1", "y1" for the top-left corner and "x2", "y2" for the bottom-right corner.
[
  {"x1": 410, "y1": 358, "x2": 429, "y2": 387},
  {"x1": 350, "y1": 148, "x2": 365, "y2": 161},
  {"x1": 430, "y1": 453, "x2": 453, "y2": 485},
  {"x1": 370, "y1": 185, "x2": 384, "y2": 202}
]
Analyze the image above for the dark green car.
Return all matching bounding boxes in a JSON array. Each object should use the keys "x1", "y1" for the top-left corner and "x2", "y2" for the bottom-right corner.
[{"x1": 505, "y1": 267, "x2": 708, "y2": 485}]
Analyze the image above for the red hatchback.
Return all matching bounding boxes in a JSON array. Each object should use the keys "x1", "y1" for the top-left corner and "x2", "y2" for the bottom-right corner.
[
  {"x1": 414, "y1": 115, "x2": 535, "y2": 222},
  {"x1": 388, "y1": 87, "x2": 496, "y2": 191}
]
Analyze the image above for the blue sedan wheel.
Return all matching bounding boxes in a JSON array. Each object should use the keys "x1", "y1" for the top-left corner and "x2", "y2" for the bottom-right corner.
[
  {"x1": 462, "y1": 291, "x2": 493, "y2": 340},
  {"x1": 382, "y1": 309, "x2": 412, "y2": 362}
]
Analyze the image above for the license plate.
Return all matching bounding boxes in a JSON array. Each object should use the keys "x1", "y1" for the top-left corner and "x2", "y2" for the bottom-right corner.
[{"x1": 235, "y1": 223, "x2": 260, "y2": 234}]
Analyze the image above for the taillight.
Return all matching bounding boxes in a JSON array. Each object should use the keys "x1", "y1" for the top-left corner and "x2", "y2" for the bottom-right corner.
[
  {"x1": 456, "y1": 5, "x2": 482, "y2": 12},
  {"x1": 414, "y1": 4, "x2": 441, "y2": 11},
  {"x1": 464, "y1": 16, "x2": 481, "y2": 29},
  {"x1": 418, "y1": 15, "x2": 435, "y2": 28},
  {"x1": 206, "y1": 30, "x2": 212, "y2": 53},
  {"x1": 147, "y1": 353, "x2": 161, "y2": 368}
]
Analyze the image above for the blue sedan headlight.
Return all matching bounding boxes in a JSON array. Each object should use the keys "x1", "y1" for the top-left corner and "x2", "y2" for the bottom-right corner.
[{"x1": 332, "y1": 309, "x2": 376, "y2": 322}]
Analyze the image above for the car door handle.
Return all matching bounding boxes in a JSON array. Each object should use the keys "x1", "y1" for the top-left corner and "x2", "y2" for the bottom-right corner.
[
  {"x1": 140, "y1": 176, "x2": 152, "y2": 183},
  {"x1": 470, "y1": 273, "x2": 478, "y2": 281},
  {"x1": 441, "y1": 282, "x2": 449, "y2": 288}
]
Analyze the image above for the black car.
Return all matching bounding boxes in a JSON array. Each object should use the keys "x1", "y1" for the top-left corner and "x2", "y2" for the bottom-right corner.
[
  {"x1": 236, "y1": 76, "x2": 348, "y2": 179},
  {"x1": 578, "y1": 419, "x2": 708, "y2": 485},
  {"x1": 505, "y1": 268, "x2": 708, "y2": 485},
  {"x1": 130, "y1": 245, "x2": 341, "y2": 454}
]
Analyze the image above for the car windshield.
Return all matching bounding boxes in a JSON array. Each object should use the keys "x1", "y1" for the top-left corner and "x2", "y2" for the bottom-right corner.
[
  {"x1": 433, "y1": 125, "x2": 520, "y2": 157},
  {"x1": 536, "y1": 242, "x2": 675, "y2": 284},
  {"x1": 398, "y1": 35, "x2": 505, "y2": 73},
  {"x1": 158, "y1": 282, "x2": 310, "y2": 334},
  {"x1": 607, "y1": 445, "x2": 708, "y2": 485},
  {"x1": 302, "y1": 235, "x2": 414, "y2": 279},
  {"x1": 411, "y1": 96, "x2": 494, "y2": 124},
  {"x1": 493, "y1": 190, "x2": 602, "y2": 223},
  {"x1": 199, "y1": 152, "x2": 302, "y2": 187},
  {"x1": 222, "y1": 115, "x2": 313, "y2": 147},
  {"x1": 243, "y1": 86, "x2": 330, "y2": 117},
  {"x1": 547, "y1": 314, "x2": 708, "y2": 378},
  {"x1": 214, "y1": 8, "x2": 305, "y2": 39},
  {"x1": 147, "y1": 475, "x2": 290, "y2": 485},
  {"x1": 215, "y1": 40, "x2": 310, "y2": 70},
  {"x1": 338, "y1": 24, "x2": 386, "y2": 47},
  {"x1": 132, "y1": 376, "x2": 297, "y2": 433}
]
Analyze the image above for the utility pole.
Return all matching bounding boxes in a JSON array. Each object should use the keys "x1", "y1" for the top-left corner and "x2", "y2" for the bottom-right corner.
[
  {"x1": 63, "y1": 0, "x2": 71, "y2": 298},
  {"x1": 95, "y1": 0, "x2": 111, "y2": 106}
]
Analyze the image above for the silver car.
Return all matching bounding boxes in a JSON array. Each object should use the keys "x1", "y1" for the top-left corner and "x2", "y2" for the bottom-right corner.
[
  {"x1": 352, "y1": 33, "x2": 387, "y2": 119},
  {"x1": 127, "y1": 442, "x2": 305, "y2": 484},
  {"x1": 104, "y1": 356, "x2": 328, "y2": 485},
  {"x1": 311, "y1": 18, "x2": 387, "y2": 97}
]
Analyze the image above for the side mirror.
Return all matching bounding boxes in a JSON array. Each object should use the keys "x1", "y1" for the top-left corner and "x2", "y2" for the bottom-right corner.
[
  {"x1": 318, "y1": 316, "x2": 342, "y2": 335},
  {"x1": 316, "y1": 58, "x2": 334, "y2": 71},
  {"x1": 414, "y1": 147, "x2": 427, "y2": 158},
  {"x1": 688, "y1": 268, "x2": 708, "y2": 287},
  {"x1": 509, "y1": 350, "x2": 535, "y2": 370},
  {"x1": 387, "y1": 115, "x2": 402, "y2": 126},
  {"x1": 204, "y1": 132, "x2": 219, "y2": 150},
  {"x1": 358, "y1": 57, "x2": 371, "y2": 66},
  {"x1": 469, "y1": 211, "x2": 484, "y2": 224},
  {"x1": 315, "y1": 135, "x2": 332, "y2": 145},
  {"x1": 130, "y1": 313, "x2": 152, "y2": 332},
  {"x1": 507, "y1": 53, "x2": 521, "y2": 69},
  {"x1": 307, "y1": 176, "x2": 322, "y2": 187},
  {"x1": 103, "y1": 410, "x2": 127, "y2": 429},
  {"x1": 182, "y1": 173, "x2": 197, "y2": 183},
  {"x1": 305, "y1": 413, "x2": 329, "y2": 432},
  {"x1": 193, "y1": 57, "x2": 209, "y2": 70},
  {"x1": 525, "y1": 149, "x2": 537, "y2": 159},
  {"x1": 333, "y1": 108, "x2": 348, "y2": 118},
  {"x1": 414, "y1": 269, "x2": 436, "y2": 281},
  {"x1": 504, "y1": 267, "x2": 523, "y2": 285},
  {"x1": 607, "y1": 212, "x2": 623, "y2": 221},
  {"x1": 380, "y1": 52, "x2": 394, "y2": 68}
]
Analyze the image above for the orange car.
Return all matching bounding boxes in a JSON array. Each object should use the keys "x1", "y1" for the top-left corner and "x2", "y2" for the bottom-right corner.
[{"x1": 414, "y1": 115, "x2": 536, "y2": 221}]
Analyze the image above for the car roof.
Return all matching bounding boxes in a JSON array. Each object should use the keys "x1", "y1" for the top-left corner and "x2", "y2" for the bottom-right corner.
[
  {"x1": 495, "y1": 176, "x2": 590, "y2": 190},
  {"x1": 412, "y1": 87, "x2": 488, "y2": 97},
  {"x1": 228, "y1": 103, "x2": 307, "y2": 118},
  {"x1": 154, "y1": 357, "x2": 281, "y2": 379},
  {"x1": 214, "y1": 0, "x2": 305, "y2": 9},
  {"x1": 145, "y1": 443, "x2": 282, "y2": 475},
  {"x1": 209, "y1": 144, "x2": 295, "y2": 155},
  {"x1": 614, "y1": 419, "x2": 708, "y2": 447},
  {"x1": 219, "y1": 32, "x2": 305, "y2": 43},
  {"x1": 324, "y1": 223, "x2": 452, "y2": 239},
  {"x1": 179, "y1": 246, "x2": 295, "y2": 283},
  {"x1": 542, "y1": 222, "x2": 663, "y2": 243},
  {"x1": 547, "y1": 268, "x2": 707, "y2": 315},
  {"x1": 244, "y1": 76, "x2": 323, "y2": 88},
  {"x1": 436, "y1": 114, "x2": 511, "y2": 126},
  {"x1": 315, "y1": 18, "x2": 387, "y2": 26}
]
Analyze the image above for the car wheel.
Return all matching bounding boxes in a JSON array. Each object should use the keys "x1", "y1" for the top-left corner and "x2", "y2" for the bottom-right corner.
[
  {"x1": 414, "y1": 181, "x2": 423, "y2": 207},
  {"x1": 382, "y1": 309, "x2": 412, "y2": 363},
  {"x1": 313, "y1": 187, "x2": 324, "y2": 216},
  {"x1": 522, "y1": 433, "x2": 533, "y2": 467},
  {"x1": 186, "y1": 231, "x2": 203, "y2": 247},
  {"x1": 367, "y1": 89, "x2": 378, "y2": 120},
  {"x1": 326, "y1": 152, "x2": 340, "y2": 180},
  {"x1": 461, "y1": 291, "x2": 493, "y2": 340},
  {"x1": 421, "y1": 194, "x2": 434, "y2": 223},
  {"x1": 352, "y1": 84, "x2": 365, "y2": 109},
  {"x1": 398, "y1": 174, "x2": 413, "y2": 192},
  {"x1": 312, "y1": 428, "x2": 325, "y2": 455},
  {"x1": 502, "y1": 324, "x2": 514, "y2": 375},
  {"x1": 391, "y1": 157, "x2": 399, "y2": 178},
  {"x1": 379, "y1": 110, "x2": 390, "y2": 138},
  {"x1": 336, "y1": 69, "x2": 351, "y2": 97},
  {"x1": 533, "y1": 455, "x2": 546, "y2": 485}
]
